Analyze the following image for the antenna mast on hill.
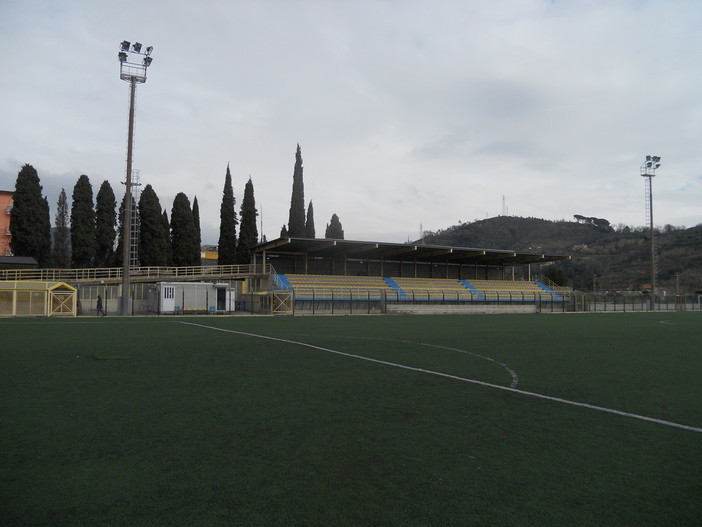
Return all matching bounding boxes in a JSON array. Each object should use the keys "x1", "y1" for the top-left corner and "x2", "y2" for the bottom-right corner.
[{"x1": 502, "y1": 195, "x2": 508, "y2": 216}]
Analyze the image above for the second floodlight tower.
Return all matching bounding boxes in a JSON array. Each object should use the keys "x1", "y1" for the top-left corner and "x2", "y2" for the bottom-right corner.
[
  {"x1": 640, "y1": 155, "x2": 661, "y2": 309},
  {"x1": 118, "y1": 40, "x2": 153, "y2": 315}
]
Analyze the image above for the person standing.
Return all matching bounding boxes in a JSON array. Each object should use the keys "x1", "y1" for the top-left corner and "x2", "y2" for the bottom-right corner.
[{"x1": 96, "y1": 295, "x2": 106, "y2": 316}]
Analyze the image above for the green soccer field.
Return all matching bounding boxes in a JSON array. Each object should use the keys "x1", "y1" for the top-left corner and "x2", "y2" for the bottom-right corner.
[{"x1": 1, "y1": 313, "x2": 701, "y2": 526}]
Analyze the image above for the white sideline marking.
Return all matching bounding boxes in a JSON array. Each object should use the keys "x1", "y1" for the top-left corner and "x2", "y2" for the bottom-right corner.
[{"x1": 178, "y1": 321, "x2": 702, "y2": 434}]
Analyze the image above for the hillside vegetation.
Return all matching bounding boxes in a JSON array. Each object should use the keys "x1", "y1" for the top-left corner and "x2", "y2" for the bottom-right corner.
[{"x1": 423, "y1": 216, "x2": 702, "y2": 294}]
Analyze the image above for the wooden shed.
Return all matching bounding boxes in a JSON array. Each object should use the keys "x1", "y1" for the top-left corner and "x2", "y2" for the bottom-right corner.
[{"x1": 0, "y1": 281, "x2": 78, "y2": 317}]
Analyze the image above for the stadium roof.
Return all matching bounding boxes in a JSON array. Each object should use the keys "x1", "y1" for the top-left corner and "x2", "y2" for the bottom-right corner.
[{"x1": 255, "y1": 238, "x2": 570, "y2": 266}]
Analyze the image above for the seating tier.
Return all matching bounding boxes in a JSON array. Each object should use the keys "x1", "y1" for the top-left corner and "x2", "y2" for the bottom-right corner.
[
  {"x1": 283, "y1": 274, "x2": 391, "y2": 299},
  {"x1": 280, "y1": 274, "x2": 559, "y2": 301}
]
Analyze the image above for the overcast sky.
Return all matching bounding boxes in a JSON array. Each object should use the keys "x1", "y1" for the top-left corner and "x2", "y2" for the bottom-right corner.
[{"x1": 1, "y1": 0, "x2": 700, "y2": 246}]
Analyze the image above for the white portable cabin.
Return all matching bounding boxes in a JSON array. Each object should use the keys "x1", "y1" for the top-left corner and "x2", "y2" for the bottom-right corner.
[{"x1": 156, "y1": 282, "x2": 235, "y2": 314}]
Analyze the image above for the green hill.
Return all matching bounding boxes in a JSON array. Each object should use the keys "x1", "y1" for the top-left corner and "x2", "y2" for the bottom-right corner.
[{"x1": 423, "y1": 217, "x2": 702, "y2": 294}]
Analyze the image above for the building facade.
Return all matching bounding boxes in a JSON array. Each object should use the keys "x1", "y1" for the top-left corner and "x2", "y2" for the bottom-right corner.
[{"x1": 0, "y1": 191, "x2": 13, "y2": 256}]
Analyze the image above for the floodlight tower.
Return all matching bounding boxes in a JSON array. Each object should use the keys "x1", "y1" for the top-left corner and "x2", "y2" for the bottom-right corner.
[
  {"x1": 118, "y1": 41, "x2": 153, "y2": 315},
  {"x1": 640, "y1": 155, "x2": 661, "y2": 310}
]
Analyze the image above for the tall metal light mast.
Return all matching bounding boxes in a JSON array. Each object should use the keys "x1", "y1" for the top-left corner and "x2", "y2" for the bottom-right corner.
[
  {"x1": 118, "y1": 41, "x2": 153, "y2": 315},
  {"x1": 640, "y1": 155, "x2": 661, "y2": 310}
]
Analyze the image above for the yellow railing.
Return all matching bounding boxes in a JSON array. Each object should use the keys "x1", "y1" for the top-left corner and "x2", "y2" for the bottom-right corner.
[{"x1": 0, "y1": 263, "x2": 275, "y2": 283}]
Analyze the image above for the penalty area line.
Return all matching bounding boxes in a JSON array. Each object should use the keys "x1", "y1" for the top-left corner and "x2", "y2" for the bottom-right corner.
[{"x1": 177, "y1": 321, "x2": 702, "y2": 434}]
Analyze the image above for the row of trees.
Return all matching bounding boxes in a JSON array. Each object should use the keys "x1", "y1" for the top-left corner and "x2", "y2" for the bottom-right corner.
[
  {"x1": 9, "y1": 163, "x2": 258, "y2": 268},
  {"x1": 9, "y1": 144, "x2": 344, "y2": 268},
  {"x1": 573, "y1": 214, "x2": 613, "y2": 232},
  {"x1": 280, "y1": 144, "x2": 345, "y2": 240}
]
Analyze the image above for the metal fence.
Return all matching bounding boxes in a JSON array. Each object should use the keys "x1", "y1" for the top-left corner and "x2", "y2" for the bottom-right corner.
[
  {"x1": 0, "y1": 264, "x2": 274, "y2": 283},
  {"x1": 568, "y1": 293, "x2": 701, "y2": 313},
  {"x1": 279, "y1": 289, "x2": 702, "y2": 315}
]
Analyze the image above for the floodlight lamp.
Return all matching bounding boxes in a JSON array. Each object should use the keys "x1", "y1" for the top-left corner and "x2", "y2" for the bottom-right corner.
[
  {"x1": 132, "y1": 42, "x2": 142, "y2": 53},
  {"x1": 118, "y1": 51, "x2": 127, "y2": 62},
  {"x1": 143, "y1": 56, "x2": 153, "y2": 67},
  {"x1": 646, "y1": 162, "x2": 652, "y2": 168},
  {"x1": 655, "y1": 163, "x2": 661, "y2": 169},
  {"x1": 145, "y1": 46, "x2": 153, "y2": 56},
  {"x1": 121, "y1": 40, "x2": 130, "y2": 51},
  {"x1": 646, "y1": 155, "x2": 652, "y2": 161},
  {"x1": 652, "y1": 156, "x2": 661, "y2": 163}
]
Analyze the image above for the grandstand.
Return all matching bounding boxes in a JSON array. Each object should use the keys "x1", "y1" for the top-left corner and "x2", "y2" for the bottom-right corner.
[{"x1": 255, "y1": 237, "x2": 570, "y2": 314}]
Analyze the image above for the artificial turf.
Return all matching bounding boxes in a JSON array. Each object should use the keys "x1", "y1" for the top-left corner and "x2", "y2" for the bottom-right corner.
[{"x1": 1, "y1": 313, "x2": 700, "y2": 526}]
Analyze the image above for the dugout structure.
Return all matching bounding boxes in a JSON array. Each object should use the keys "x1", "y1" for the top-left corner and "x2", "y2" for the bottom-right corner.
[{"x1": 0, "y1": 281, "x2": 78, "y2": 317}]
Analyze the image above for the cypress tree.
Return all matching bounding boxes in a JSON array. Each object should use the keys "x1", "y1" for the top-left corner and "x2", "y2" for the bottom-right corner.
[
  {"x1": 52, "y1": 188, "x2": 71, "y2": 268},
  {"x1": 325, "y1": 213, "x2": 344, "y2": 240},
  {"x1": 192, "y1": 196, "x2": 202, "y2": 251},
  {"x1": 218, "y1": 164, "x2": 237, "y2": 264},
  {"x1": 170, "y1": 193, "x2": 199, "y2": 266},
  {"x1": 70, "y1": 174, "x2": 96, "y2": 267},
  {"x1": 162, "y1": 210, "x2": 173, "y2": 265},
  {"x1": 287, "y1": 144, "x2": 306, "y2": 236},
  {"x1": 305, "y1": 201, "x2": 315, "y2": 239},
  {"x1": 114, "y1": 193, "x2": 128, "y2": 267},
  {"x1": 280, "y1": 225, "x2": 289, "y2": 237},
  {"x1": 42, "y1": 196, "x2": 51, "y2": 265},
  {"x1": 10, "y1": 164, "x2": 51, "y2": 266},
  {"x1": 95, "y1": 180, "x2": 117, "y2": 267},
  {"x1": 236, "y1": 177, "x2": 258, "y2": 264},
  {"x1": 138, "y1": 184, "x2": 168, "y2": 266}
]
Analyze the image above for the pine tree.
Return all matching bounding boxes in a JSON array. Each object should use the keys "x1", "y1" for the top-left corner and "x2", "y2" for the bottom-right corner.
[
  {"x1": 218, "y1": 164, "x2": 237, "y2": 265},
  {"x1": 170, "y1": 193, "x2": 199, "y2": 266},
  {"x1": 9, "y1": 164, "x2": 51, "y2": 266},
  {"x1": 236, "y1": 177, "x2": 258, "y2": 264},
  {"x1": 280, "y1": 225, "x2": 289, "y2": 237},
  {"x1": 287, "y1": 144, "x2": 306, "y2": 236},
  {"x1": 70, "y1": 174, "x2": 96, "y2": 267},
  {"x1": 95, "y1": 180, "x2": 117, "y2": 267},
  {"x1": 138, "y1": 185, "x2": 168, "y2": 266},
  {"x1": 325, "y1": 213, "x2": 344, "y2": 239},
  {"x1": 305, "y1": 201, "x2": 315, "y2": 239},
  {"x1": 192, "y1": 196, "x2": 202, "y2": 252},
  {"x1": 52, "y1": 188, "x2": 71, "y2": 268}
]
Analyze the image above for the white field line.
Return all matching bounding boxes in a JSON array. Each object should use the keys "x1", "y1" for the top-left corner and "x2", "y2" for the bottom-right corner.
[
  {"x1": 178, "y1": 321, "x2": 702, "y2": 434},
  {"x1": 421, "y1": 342, "x2": 519, "y2": 388},
  {"x1": 298, "y1": 335, "x2": 520, "y2": 388}
]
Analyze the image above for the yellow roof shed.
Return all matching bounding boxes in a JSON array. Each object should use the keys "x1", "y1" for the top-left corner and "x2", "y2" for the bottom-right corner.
[{"x1": 0, "y1": 281, "x2": 78, "y2": 317}]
